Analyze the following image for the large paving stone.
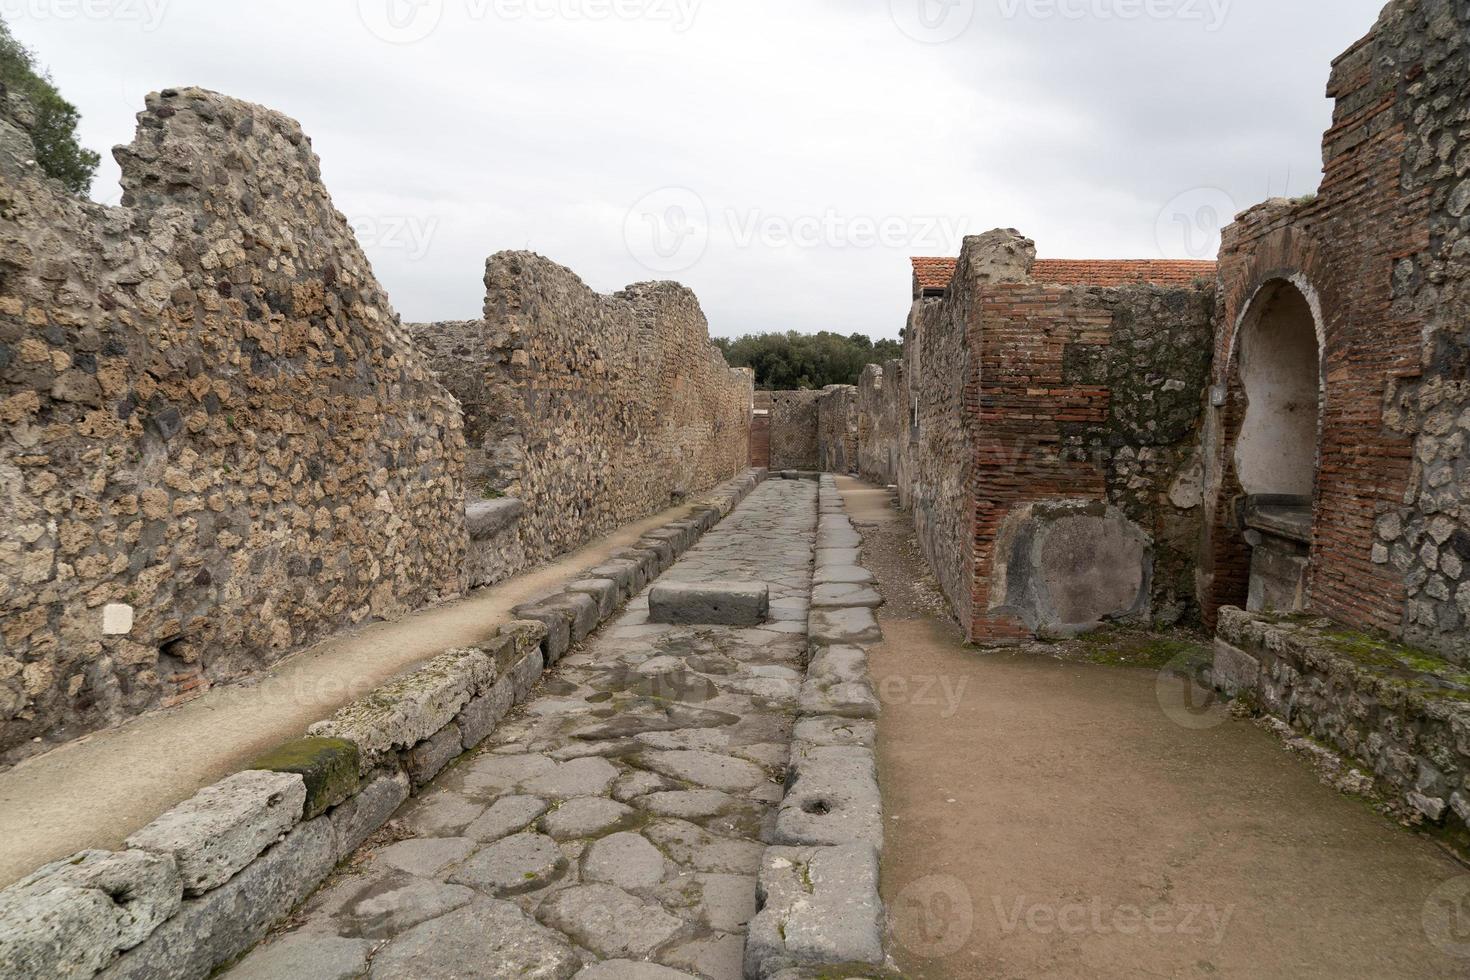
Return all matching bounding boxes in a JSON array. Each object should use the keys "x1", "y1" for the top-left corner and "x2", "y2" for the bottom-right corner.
[
  {"x1": 810, "y1": 582, "x2": 883, "y2": 609},
  {"x1": 634, "y1": 750, "x2": 766, "y2": 792},
  {"x1": 400, "y1": 791, "x2": 485, "y2": 836},
  {"x1": 694, "y1": 873, "x2": 757, "y2": 933},
  {"x1": 642, "y1": 820, "x2": 765, "y2": 874},
  {"x1": 745, "y1": 844, "x2": 884, "y2": 976},
  {"x1": 799, "y1": 646, "x2": 880, "y2": 720},
  {"x1": 518, "y1": 757, "x2": 621, "y2": 799},
  {"x1": 305, "y1": 869, "x2": 475, "y2": 940},
  {"x1": 581, "y1": 831, "x2": 668, "y2": 892},
  {"x1": 542, "y1": 797, "x2": 636, "y2": 840},
  {"x1": 227, "y1": 933, "x2": 370, "y2": 980},
  {"x1": 369, "y1": 899, "x2": 579, "y2": 979},
  {"x1": 774, "y1": 745, "x2": 883, "y2": 851},
  {"x1": 462, "y1": 753, "x2": 557, "y2": 794},
  {"x1": 331, "y1": 771, "x2": 409, "y2": 862},
  {"x1": 101, "y1": 818, "x2": 336, "y2": 980},
  {"x1": 793, "y1": 716, "x2": 876, "y2": 749},
  {"x1": 808, "y1": 607, "x2": 883, "y2": 646},
  {"x1": 449, "y1": 833, "x2": 566, "y2": 896},
  {"x1": 575, "y1": 962, "x2": 698, "y2": 979},
  {"x1": 635, "y1": 789, "x2": 738, "y2": 819},
  {"x1": 536, "y1": 884, "x2": 684, "y2": 959},
  {"x1": 405, "y1": 725, "x2": 463, "y2": 787},
  {"x1": 465, "y1": 795, "x2": 548, "y2": 842},
  {"x1": 812, "y1": 565, "x2": 875, "y2": 587},
  {"x1": 649, "y1": 581, "x2": 770, "y2": 627},
  {"x1": 126, "y1": 771, "x2": 306, "y2": 896},
  {"x1": 375, "y1": 837, "x2": 475, "y2": 877}
]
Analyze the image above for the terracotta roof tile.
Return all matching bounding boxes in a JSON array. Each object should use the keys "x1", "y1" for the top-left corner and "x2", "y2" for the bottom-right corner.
[{"x1": 911, "y1": 257, "x2": 1217, "y2": 293}]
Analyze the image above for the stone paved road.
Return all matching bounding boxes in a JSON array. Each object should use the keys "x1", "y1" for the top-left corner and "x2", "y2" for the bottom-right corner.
[{"x1": 227, "y1": 479, "x2": 817, "y2": 980}]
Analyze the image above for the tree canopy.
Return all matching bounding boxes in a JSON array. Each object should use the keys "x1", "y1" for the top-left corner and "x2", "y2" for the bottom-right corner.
[
  {"x1": 0, "y1": 16, "x2": 100, "y2": 195},
  {"x1": 715, "y1": 331, "x2": 903, "y2": 390}
]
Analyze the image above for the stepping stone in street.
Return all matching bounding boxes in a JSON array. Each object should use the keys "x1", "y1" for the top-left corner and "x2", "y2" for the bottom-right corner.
[
  {"x1": 369, "y1": 899, "x2": 578, "y2": 979},
  {"x1": 536, "y1": 884, "x2": 685, "y2": 959},
  {"x1": 541, "y1": 797, "x2": 636, "y2": 840},
  {"x1": 465, "y1": 795, "x2": 548, "y2": 843},
  {"x1": 449, "y1": 833, "x2": 566, "y2": 896},
  {"x1": 581, "y1": 831, "x2": 669, "y2": 892},
  {"x1": 634, "y1": 750, "x2": 766, "y2": 793}
]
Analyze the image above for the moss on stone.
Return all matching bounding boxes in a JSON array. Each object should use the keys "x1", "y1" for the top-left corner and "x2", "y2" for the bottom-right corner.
[
  {"x1": 249, "y1": 736, "x2": 361, "y2": 820},
  {"x1": 1075, "y1": 627, "x2": 1211, "y2": 671},
  {"x1": 1322, "y1": 628, "x2": 1470, "y2": 693}
]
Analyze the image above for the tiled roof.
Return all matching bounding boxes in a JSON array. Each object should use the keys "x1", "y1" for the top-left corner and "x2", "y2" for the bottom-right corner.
[{"x1": 911, "y1": 257, "x2": 1217, "y2": 293}]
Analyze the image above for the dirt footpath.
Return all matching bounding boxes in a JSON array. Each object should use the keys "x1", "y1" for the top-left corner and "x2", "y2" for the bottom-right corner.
[{"x1": 836, "y1": 477, "x2": 1469, "y2": 980}]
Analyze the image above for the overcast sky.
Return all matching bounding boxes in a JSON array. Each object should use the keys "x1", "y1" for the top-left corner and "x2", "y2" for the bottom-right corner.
[{"x1": 11, "y1": 0, "x2": 1385, "y2": 338}]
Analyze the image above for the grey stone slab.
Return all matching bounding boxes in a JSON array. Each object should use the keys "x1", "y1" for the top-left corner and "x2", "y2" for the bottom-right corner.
[
  {"x1": 581, "y1": 832, "x2": 668, "y2": 892},
  {"x1": 642, "y1": 820, "x2": 765, "y2": 874},
  {"x1": 745, "y1": 844, "x2": 884, "y2": 976},
  {"x1": 457, "y1": 676, "x2": 517, "y2": 750},
  {"x1": 817, "y1": 529, "x2": 862, "y2": 550},
  {"x1": 303, "y1": 869, "x2": 474, "y2": 940},
  {"x1": 375, "y1": 837, "x2": 476, "y2": 877},
  {"x1": 661, "y1": 931, "x2": 745, "y2": 980},
  {"x1": 1212, "y1": 639, "x2": 1262, "y2": 697},
  {"x1": 465, "y1": 498, "x2": 525, "y2": 540},
  {"x1": 514, "y1": 605, "x2": 574, "y2": 664},
  {"x1": 518, "y1": 757, "x2": 620, "y2": 799},
  {"x1": 586, "y1": 561, "x2": 641, "y2": 599},
  {"x1": 774, "y1": 745, "x2": 883, "y2": 851},
  {"x1": 449, "y1": 833, "x2": 566, "y2": 896},
  {"x1": 101, "y1": 818, "x2": 336, "y2": 980},
  {"x1": 814, "y1": 547, "x2": 860, "y2": 567},
  {"x1": 227, "y1": 933, "x2": 370, "y2": 980},
  {"x1": 405, "y1": 725, "x2": 463, "y2": 787},
  {"x1": 649, "y1": 581, "x2": 770, "y2": 627},
  {"x1": 810, "y1": 582, "x2": 883, "y2": 609},
  {"x1": 399, "y1": 791, "x2": 485, "y2": 837},
  {"x1": 331, "y1": 771, "x2": 409, "y2": 862},
  {"x1": 568, "y1": 578, "x2": 620, "y2": 619},
  {"x1": 552, "y1": 592, "x2": 602, "y2": 641},
  {"x1": 799, "y1": 646, "x2": 880, "y2": 720},
  {"x1": 125, "y1": 771, "x2": 305, "y2": 896},
  {"x1": 369, "y1": 899, "x2": 579, "y2": 979},
  {"x1": 541, "y1": 797, "x2": 636, "y2": 840},
  {"x1": 460, "y1": 753, "x2": 557, "y2": 795},
  {"x1": 812, "y1": 565, "x2": 875, "y2": 586},
  {"x1": 575, "y1": 962, "x2": 698, "y2": 979},
  {"x1": 695, "y1": 873, "x2": 757, "y2": 933},
  {"x1": 465, "y1": 795, "x2": 549, "y2": 842},
  {"x1": 634, "y1": 750, "x2": 766, "y2": 793},
  {"x1": 635, "y1": 790, "x2": 738, "y2": 820},
  {"x1": 793, "y1": 716, "x2": 876, "y2": 749},
  {"x1": 535, "y1": 884, "x2": 684, "y2": 959},
  {"x1": 808, "y1": 607, "x2": 883, "y2": 646}
]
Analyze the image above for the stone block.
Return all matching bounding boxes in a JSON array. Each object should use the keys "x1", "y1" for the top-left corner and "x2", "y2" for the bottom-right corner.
[
  {"x1": 330, "y1": 771, "x2": 410, "y2": 862},
  {"x1": 808, "y1": 607, "x2": 883, "y2": 646},
  {"x1": 369, "y1": 899, "x2": 579, "y2": 979},
  {"x1": 405, "y1": 724, "x2": 463, "y2": 787},
  {"x1": 0, "y1": 849, "x2": 182, "y2": 979},
  {"x1": 516, "y1": 606, "x2": 572, "y2": 664},
  {"x1": 584, "y1": 561, "x2": 640, "y2": 599},
  {"x1": 1212, "y1": 640, "x2": 1262, "y2": 698},
  {"x1": 126, "y1": 771, "x2": 306, "y2": 896},
  {"x1": 553, "y1": 592, "x2": 602, "y2": 641},
  {"x1": 800, "y1": 646, "x2": 880, "y2": 720},
  {"x1": 813, "y1": 565, "x2": 876, "y2": 586},
  {"x1": 568, "y1": 578, "x2": 620, "y2": 619},
  {"x1": 745, "y1": 844, "x2": 884, "y2": 977},
  {"x1": 456, "y1": 677, "x2": 517, "y2": 750},
  {"x1": 101, "y1": 818, "x2": 336, "y2": 980},
  {"x1": 228, "y1": 932, "x2": 371, "y2": 980},
  {"x1": 649, "y1": 581, "x2": 770, "y2": 627},
  {"x1": 309, "y1": 647, "x2": 497, "y2": 773},
  {"x1": 811, "y1": 582, "x2": 883, "y2": 609},
  {"x1": 794, "y1": 716, "x2": 877, "y2": 749},
  {"x1": 248, "y1": 737, "x2": 361, "y2": 820},
  {"x1": 774, "y1": 745, "x2": 883, "y2": 851},
  {"x1": 464, "y1": 497, "x2": 525, "y2": 541}
]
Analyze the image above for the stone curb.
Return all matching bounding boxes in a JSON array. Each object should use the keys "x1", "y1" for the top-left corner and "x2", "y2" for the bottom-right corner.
[
  {"x1": 748, "y1": 474, "x2": 889, "y2": 978},
  {"x1": 0, "y1": 469, "x2": 768, "y2": 980}
]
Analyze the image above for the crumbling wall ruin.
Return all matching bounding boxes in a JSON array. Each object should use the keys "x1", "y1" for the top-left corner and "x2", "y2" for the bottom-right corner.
[
  {"x1": 816, "y1": 384, "x2": 858, "y2": 474},
  {"x1": 412, "y1": 253, "x2": 753, "y2": 587},
  {"x1": 0, "y1": 88, "x2": 467, "y2": 764},
  {"x1": 1204, "y1": 0, "x2": 1470, "y2": 664},
  {"x1": 769, "y1": 389, "x2": 822, "y2": 471},
  {"x1": 856, "y1": 359, "x2": 910, "y2": 495}
]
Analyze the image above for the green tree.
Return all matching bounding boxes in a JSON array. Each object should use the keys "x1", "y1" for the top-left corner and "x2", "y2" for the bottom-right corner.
[
  {"x1": 0, "y1": 16, "x2": 99, "y2": 195},
  {"x1": 717, "y1": 331, "x2": 903, "y2": 389}
]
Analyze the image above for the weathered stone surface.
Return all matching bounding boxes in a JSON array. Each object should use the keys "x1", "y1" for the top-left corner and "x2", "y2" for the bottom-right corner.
[
  {"x1": 465, "y1": 497, "x2": 526, "y2": 541},
  {"x1": 775, "y1": 746, "x2": 883, "y2": 851},
  {"x1": 369, "y1": 899, "x2": 579, "y2": 979},
  {"x1": 581, "y1": 831, "x2": 669, "y2": 892},
  {"x1": 812, "y1": 565, "x2": 876, "y2": 587},
  {"x1": 375, "y1": 838, "x2": 476, "y2": 877},
  {"x1": 793, "y1": 716, "x2": 876, "y2": 749},
  {"x1": 228, "y1": 933, "x2": 370, "y2": 980},
  {"x1": 800, "y1": 647, "x2": 880, "y2": 720},
  {"x1": 405, "y1": 725, "x2": 464, "y2": 787},
  {"x1": 330, "y1": 771, "x2": 410, "y2": 862},
  {"x1": 465, "y1": 795, "x2": 549, "y2": 842},
  {"x1": 102, "y1": 818, "x2": 336, "y2": 980},
  {"x1": 575, "y1": 963, "x2": 698, "y2": 979},
  {"x1": 456, "y1": 676, "x2": 518, "y2": 750},
  {"x1": 310, "y1": 648, "x2": 496, "y2": 774},
  {"x1": 649, "y1": 581, "x2": 770, "y2": 627},
  {"x1": 568, "y1": 578, "x2": 620, "y2": 619},
  {"x1": 635, "y1": 789, "x2": 738, "y2": 819},
  {"x1": 694, "y1": 873, "x2": 758, "y2": 933},
  {"x1": 746, "y1": 844, "x2": 884, "y2": 976},
  {"x1": 810, "y1": 582, "x2": 883, "y2": 609},
  {"x1": 1212, "y1": 639, "x2": 1262, "y2": 697},
  {"x1": 535, "y1": 884, "x2": 684, "y2": 959},
  {"x1": 541, "y1": 797, "x2": 635, "y2": 840},
  {"x1": 449, "y1": 833, "x2": 566, "y2": 896},
  {"x1": 249, "y1": 738, "x2": 361, "y2": 820},
  {"x1": 0, "y1": 849, "x2": 181, "y2": 979},
  {"x1": 303, "y1": 869, "x2": 475, "y2": 940},
  {"x1": 643, "y1": 819, "x2": 765, "y2": 874},
  {"x1": 126, "y1": 771, "x2": 306, "y2": 896},
  {"x1": 808, "y1": 607, "x2": 883, "y2": 646},
  {"x1": 518, "y1": 757, "x2": 620, "y2": 799},
  {"x1": 634, "y1": 750, "x2": 766, "y2": 792}
]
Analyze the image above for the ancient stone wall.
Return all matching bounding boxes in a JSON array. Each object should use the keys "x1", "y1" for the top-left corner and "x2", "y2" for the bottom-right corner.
[
  {"x1": 816, "y1": 385, "x2": 858, "y2": 474},
  {"x1": 0, "y1": 88, "x2": 467, "y2": 764},
  {"x1": 856, "y1": 359, "x2": 910, "y2": 494},
  {"x1": 411, "y1": 253, "x2": 753, "y2": 587},
  {"x1": 1204, "y1": 0, "x2": 1470, "y2": 664},
  {"x1": 769, "y1": 390, "x2": 822, "y2": 470}
]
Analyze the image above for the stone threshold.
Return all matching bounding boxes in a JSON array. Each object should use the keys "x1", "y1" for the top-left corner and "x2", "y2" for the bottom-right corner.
[
  {"x1": 1212, "y1": 606, "x2": 1470, "y2": 835},
  {"x1": 0, "y1": 471, "x2": 768, "y2": 980}
]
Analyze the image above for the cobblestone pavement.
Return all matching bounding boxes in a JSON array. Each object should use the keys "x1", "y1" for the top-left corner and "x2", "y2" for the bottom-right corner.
[{"x1": 227, "y1": 479, "x2": 817, "y2": 979}]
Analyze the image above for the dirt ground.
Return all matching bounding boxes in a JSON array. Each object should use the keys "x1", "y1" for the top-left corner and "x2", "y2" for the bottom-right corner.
[{"x1": 836, "y1": 476, "x2": 1470, "y2": 980}]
